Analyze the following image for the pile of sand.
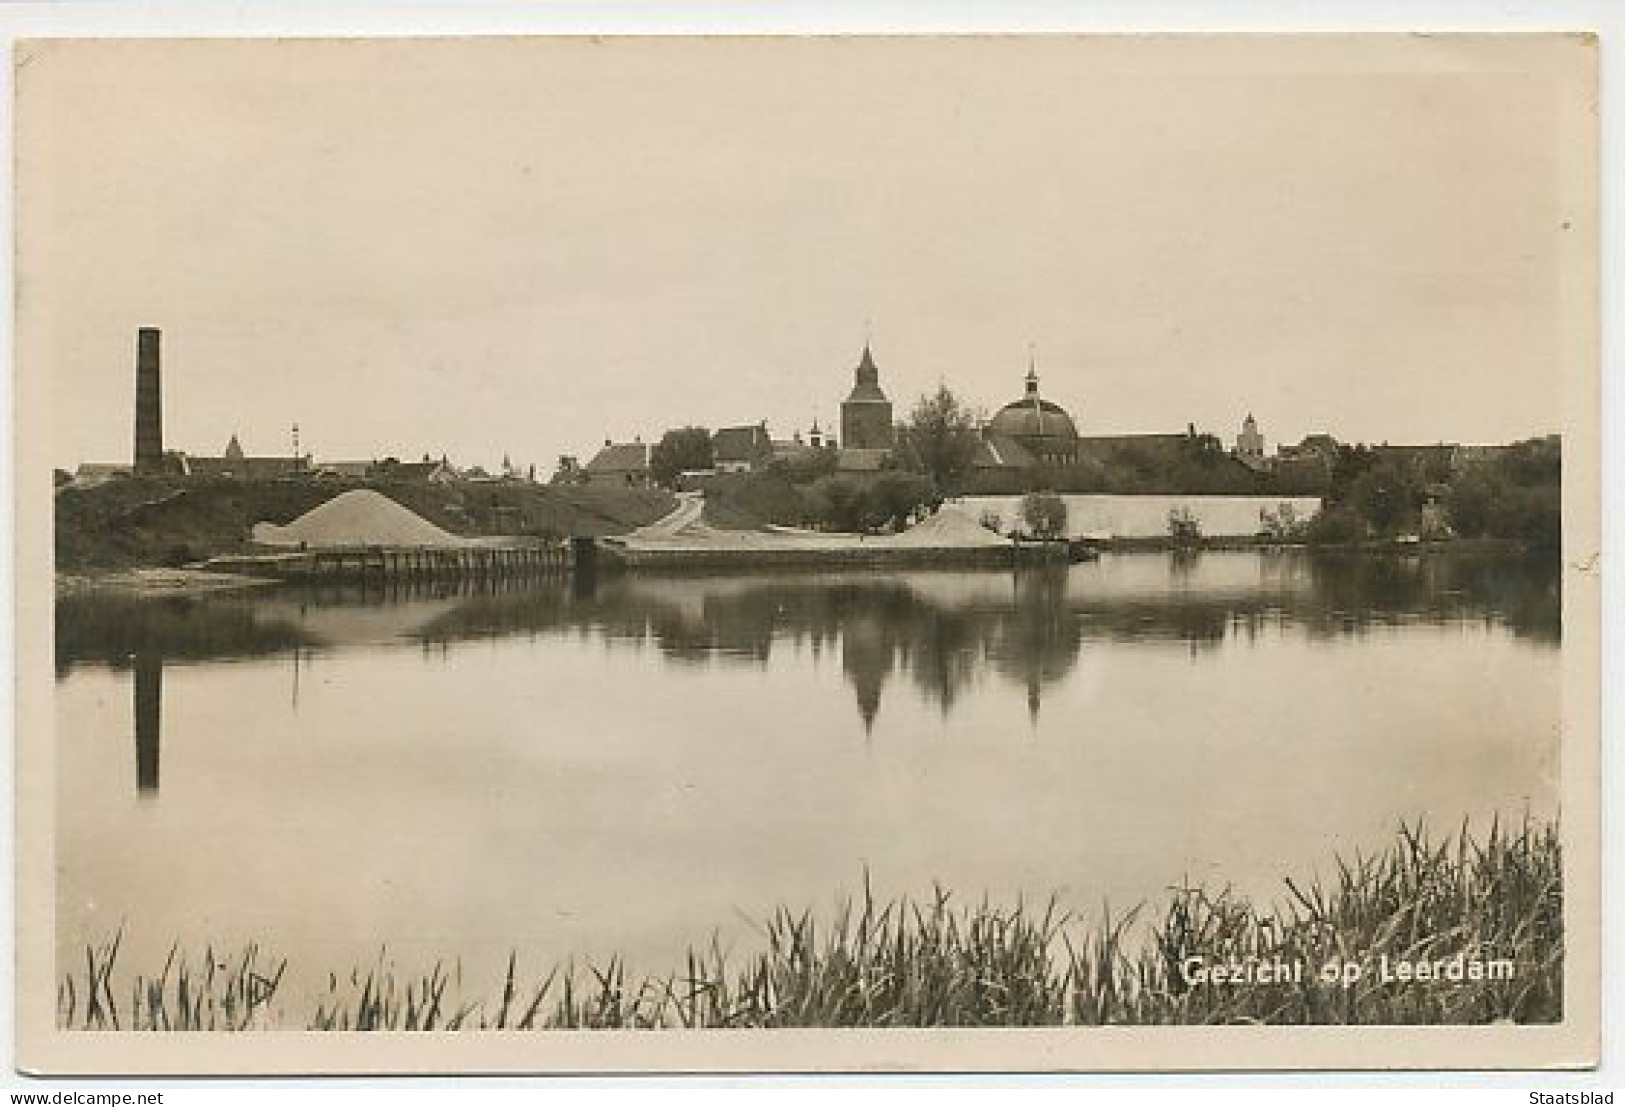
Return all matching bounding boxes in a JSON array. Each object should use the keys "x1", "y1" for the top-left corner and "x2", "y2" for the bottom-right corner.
[
  {"x1": 252, "y1": 489, "x2": 469, "y2": 549},
  {"x1": 883, "y1": 505, "x2": 1010, "y2": 548},
  {"x1": 619, "y1": 503, "x2": 1009, "y2": 552}
]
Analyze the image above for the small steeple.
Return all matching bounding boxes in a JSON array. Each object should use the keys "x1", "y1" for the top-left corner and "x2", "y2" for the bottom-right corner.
[
  {"x1": 224, "y1": 433, "x2": 244, "y2": 461},
  {"x1": 856, "y1": 343, "x2": 878, "y2": 384}
]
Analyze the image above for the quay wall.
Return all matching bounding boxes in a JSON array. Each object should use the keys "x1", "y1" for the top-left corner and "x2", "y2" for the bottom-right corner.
[{"x1": 957, "y1": 494, "x2": 1323, "y2": 540}]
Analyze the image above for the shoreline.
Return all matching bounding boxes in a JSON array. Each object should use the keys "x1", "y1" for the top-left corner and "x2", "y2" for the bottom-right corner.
[
  {"x1": 54, "y1": 537, "x2": 1552, "y2": 596},
  {"x1": 54, "y1": 567, "x2": 280, "y2": 600},
  {"x1": 57, "y1": 817, "x2": 1560, "y2": 1030}
]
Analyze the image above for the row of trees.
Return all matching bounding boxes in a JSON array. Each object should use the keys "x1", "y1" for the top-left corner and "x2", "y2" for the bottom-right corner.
[{"x1": 1291, "y1": 437, "x2": 1560, "y2": 548}]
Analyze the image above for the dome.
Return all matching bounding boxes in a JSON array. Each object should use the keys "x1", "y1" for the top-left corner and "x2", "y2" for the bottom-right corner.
[{"x1": 987, "y1": 396, "x2": 1078, "y2": 442}]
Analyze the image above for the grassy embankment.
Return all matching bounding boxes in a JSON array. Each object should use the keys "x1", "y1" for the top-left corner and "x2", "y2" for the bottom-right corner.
[
  {"x1": 60, "y1": 818, "x2": 1560, "y2": 1030},
  {"x1": 54, "y1": 478, "x2": 677, "y2": 573}
]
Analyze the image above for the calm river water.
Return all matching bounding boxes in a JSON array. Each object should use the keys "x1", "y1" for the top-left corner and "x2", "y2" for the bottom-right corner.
[{"x1": 55, "y1": 550, "x2": 1560, "y2": 999}]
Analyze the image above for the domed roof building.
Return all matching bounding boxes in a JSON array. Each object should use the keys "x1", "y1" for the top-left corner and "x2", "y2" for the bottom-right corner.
[{"x1": 983, "y1": 367, "x2": 1079, "y2": 466}]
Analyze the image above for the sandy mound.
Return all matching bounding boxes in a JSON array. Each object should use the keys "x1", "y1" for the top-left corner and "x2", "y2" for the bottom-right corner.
[
  {"x1": 884, "y1": 505, "x2": 1010, "y2": 548},
  {"x1": 252, "y1": 489, "x2": 469, "y2": 549},
  {"x1": 617, "y1": 503, "x2": 1009, "y2": 552}
]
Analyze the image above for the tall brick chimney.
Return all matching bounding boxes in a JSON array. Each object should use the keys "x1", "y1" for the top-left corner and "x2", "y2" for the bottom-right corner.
[{"x1": 133, "y1": 327, "x2": 163, "y2": 472}]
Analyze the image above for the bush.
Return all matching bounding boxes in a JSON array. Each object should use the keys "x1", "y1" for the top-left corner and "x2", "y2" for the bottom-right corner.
[
  {"x1": 161, "y1": 543, "x2": 200, "y2": 568},
  {"x1": 1166, "y1": 507, "x2": 1203, "y2": 547},
  {"x1": 869, "y1": 472, "x2": 937, "y2": 532},
  {"x1": 1019, "y1": 493, "x2": 1068, "y2": 540},
  {"x1": 1258, "y1": 502, "x2": 1301, "y2": 540},
  {"x1": 1303, "y1": 506, "x2": 1364, "y2": 546}
]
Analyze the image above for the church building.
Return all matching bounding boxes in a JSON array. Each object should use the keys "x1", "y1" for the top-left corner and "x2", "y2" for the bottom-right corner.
[
  {"x1": 840, "y1": 345, "x2": 894, "y2": 451},
  {"x1": 982, "y1": 365, "x2": 1081, "y2": 467}
]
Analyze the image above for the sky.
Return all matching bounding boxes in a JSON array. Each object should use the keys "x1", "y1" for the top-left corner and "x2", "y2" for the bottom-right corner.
[{"x1": 18, "y1": 35, "x2": 1594, "y2": 473}]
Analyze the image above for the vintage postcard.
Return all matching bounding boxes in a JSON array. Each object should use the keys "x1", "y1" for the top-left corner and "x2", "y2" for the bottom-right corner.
[{"x1": 13, "y1": 34, "x2": 1599, "y2": 1074}]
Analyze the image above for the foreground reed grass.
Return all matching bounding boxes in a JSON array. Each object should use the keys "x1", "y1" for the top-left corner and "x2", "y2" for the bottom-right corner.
[{"x1": 60, "y1": 817, "x2": 1561, "y2": 1030}]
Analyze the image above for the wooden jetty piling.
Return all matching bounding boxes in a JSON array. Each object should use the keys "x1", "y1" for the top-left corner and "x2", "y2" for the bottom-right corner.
[{"x1": 205, "y1": 542, "x2": 574, "y2": 584}]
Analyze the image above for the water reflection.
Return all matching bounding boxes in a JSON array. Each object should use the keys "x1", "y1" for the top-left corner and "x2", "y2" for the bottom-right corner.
[
  {"x1": 57, "y1": 550, "x2": 1560, "y2": 792},
  {"x1": 133, "y1": 654, "x2": 161, "y2": 794}
]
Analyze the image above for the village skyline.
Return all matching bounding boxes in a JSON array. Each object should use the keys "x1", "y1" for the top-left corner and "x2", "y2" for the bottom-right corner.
[
  {"x1": 59, "y1": 327, "x2": 1559, "y2": 487},
  {"x1": 23, "y1": 37, "x2": 1577, "y2": 475}
]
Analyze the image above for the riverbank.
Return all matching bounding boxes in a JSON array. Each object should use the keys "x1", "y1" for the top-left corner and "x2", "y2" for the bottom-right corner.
[
  {"x1": 1092, "y1": 535, "x2": 1548, "y2": 554},
  {"x1": 54, "y1": 476, "x2": 676, "y2": 573},
  {"x1": 60, "y1": 817, "x2": 1559, "y2": 1030},
  {"x1": 54, "y1": 567, "x2": 280, "y2": 600}
]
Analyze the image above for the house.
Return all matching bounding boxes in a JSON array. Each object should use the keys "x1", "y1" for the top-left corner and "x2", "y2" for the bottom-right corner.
[
  {"x1": 70, "y1": 462, "x2": 134, "y2": 488},
  {"x1": 834, "y1": 448, "x2": 891, "y2": 475},
  {"x1": 1277, "y1": 434, "x2": 1340, "y2": 469},
  {"x1": 373, "y1": 457, "x2": 457, "y2": 483},
  {"x1": 583, "y1": 439, "x2": 652, "y2": 486},
  {"x1": 312, "y1": 460, "x2": 376, "y2": 480},
  {"x1": 770, "y1": 432, "x2": 813, "y2": 466},
  {"x1": 712, "y1": 423, "x2": 773, "y2": 473},
  {"x1": 182, "y1": 436, "x2": 311, "y2": 479}
]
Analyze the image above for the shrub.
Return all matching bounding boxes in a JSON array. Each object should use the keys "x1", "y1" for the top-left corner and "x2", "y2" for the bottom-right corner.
[
  {"x1": 1303, "y1": 506, "x2": 1364, "y2": 546},
  {"x1": 1166, "y1": 507, "x2": 1203, "y2": 547},
  {"x1": 1020, "y1": 493, "x2": 1068, "y2": 540},
  {"x1": 1258, "y1": 502, "x2": 1301, "y2": 540}
]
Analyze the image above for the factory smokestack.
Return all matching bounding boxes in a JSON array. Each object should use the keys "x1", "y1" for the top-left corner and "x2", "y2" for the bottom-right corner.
[{"x1": 133, "y1": 327, "x2": 163, "y2": 472}]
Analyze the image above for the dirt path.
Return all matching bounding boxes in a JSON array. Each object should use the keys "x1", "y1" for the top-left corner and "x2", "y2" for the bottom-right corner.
[{"x1": 629, "y1": 491, "x2": 706, "y2": 538}]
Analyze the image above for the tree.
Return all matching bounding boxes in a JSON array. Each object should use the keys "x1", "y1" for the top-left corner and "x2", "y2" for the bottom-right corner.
[
  {"x1": 1020, "y1": 492, "x2": 1068, "y2": 540},
  {"x1": 903, "y1": 385, "x2": 983, "y2": 494},
  {"x1": 649, "y1": 427, "x2": 714, "y2": 487},
  {"x1": 1445, "y1": 470, "x2": 1495, "y2": 538},
  {"x1": 1303, "y1": 505, "x2": 1363, "y2": 545},
  {"x1": 1167, "y1": 506, "x2": 1203, "y2": 547},
  {"x1": 1258, "y1": 502, "x2": 1300, "y2": 540},
  {"x1": 810, "y1": 476, "x2": 866, "y2": 532},
  {"x1": 1349, "y1": 461, "x2": 1420, "y2": 536},
  {"x1": 870, "y1": 472, "x2": 937, "y2": 532},
  {"x1": 1328, "y1": 444, "x2": 1376, "y2": 506}
]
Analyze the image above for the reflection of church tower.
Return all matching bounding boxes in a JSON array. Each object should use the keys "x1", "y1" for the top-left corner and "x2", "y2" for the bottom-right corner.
[
  {"x1": 133, "y1": 653, "x2": 162, "y2": 794},
  {"x1": 995, "y1": 568, "x2": 1083, "y2": 726},
  {"x1": 840, "y1": 345, "x2": 894, "y2": 450},
  {"x1": 841, "y1": 617, "x2": 895, "y2": 734}
]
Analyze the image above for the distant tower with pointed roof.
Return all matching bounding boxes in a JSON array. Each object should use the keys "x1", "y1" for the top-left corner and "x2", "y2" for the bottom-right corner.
[
  {"x1": 840, "y1": 344, "x2": 894, "y2": 451},
  {"x1": 1236, "y1": 412, "x2": 1265, "y2": 465}
]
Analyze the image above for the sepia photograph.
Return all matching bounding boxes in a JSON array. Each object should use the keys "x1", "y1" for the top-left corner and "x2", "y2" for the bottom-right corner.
[{"x1": 12, "y1": 32, "x2": 1600, "y2": 1074}]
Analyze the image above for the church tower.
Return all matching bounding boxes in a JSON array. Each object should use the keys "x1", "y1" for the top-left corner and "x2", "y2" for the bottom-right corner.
[
  {"x1": 840, "y1": 344, "x2": 894, "y2": 451},
  {"x1": 1236, "y1": 412, "x2": 1265, "y2": 461}
]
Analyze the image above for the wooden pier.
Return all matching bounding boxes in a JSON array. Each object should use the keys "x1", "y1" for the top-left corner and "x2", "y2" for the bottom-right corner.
[{"x1": 203, "y1": 542, "x2": 573, "y2": 583}]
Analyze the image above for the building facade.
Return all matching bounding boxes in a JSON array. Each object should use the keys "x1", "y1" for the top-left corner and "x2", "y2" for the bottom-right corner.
[
  {"x1": 840, "y1": 345, "x2": 894, "y2": 451},
  {"x1": 983, "y1": 367, "x2": 1081, "y2": 466},
  {"x1": 1234, "y1": 413, "x2": 1268, "y2": 471}
]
